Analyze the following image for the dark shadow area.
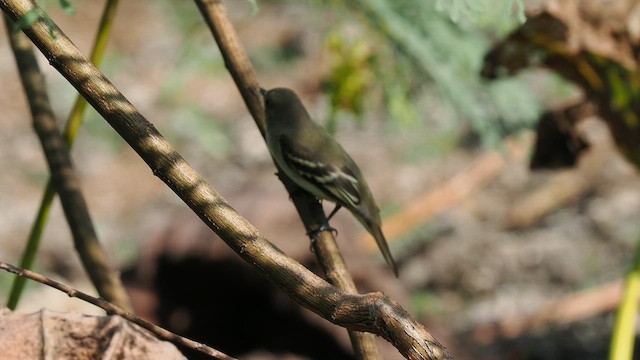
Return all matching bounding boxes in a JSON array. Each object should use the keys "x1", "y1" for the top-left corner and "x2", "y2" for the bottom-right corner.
[{"x1": 146, "y1": 255, "x2": 355, "y2": 360}]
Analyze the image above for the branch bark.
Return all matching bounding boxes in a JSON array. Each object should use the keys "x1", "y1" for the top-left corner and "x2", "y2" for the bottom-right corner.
[
  {"x1": 3, "y1": 14, "x2": 132, "y2": 311},
  {"x1": 193, "y1": 0, "x2": 382, "y2": 358},
  {"x1": 0, "y1": 1, "x2": 452, "y2": 358}
]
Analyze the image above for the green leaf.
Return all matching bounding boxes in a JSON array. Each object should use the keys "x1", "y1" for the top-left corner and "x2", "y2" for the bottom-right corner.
[
  {"x1": 12, "y1": 8, "x2": 44, "y2": 32},
  {"x1": 245, "y1": 0, "x2": 259, "y2": 15},
  {"x1": 11, "y1": 8, "x2": 60, "y2": 39},
  {"x1": 43, "y1": 15, "x2": 59, "y2": 39},
  {"x1": 58, "y1": 0, "x2": 77, "y2": 15}
]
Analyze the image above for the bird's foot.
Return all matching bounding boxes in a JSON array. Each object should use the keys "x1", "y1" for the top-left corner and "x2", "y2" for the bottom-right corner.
[{"x1": 307, "y1": 224, "x2": 339, "y2": 242}]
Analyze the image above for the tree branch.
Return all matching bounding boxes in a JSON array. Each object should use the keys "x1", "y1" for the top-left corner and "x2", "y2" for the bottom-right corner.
[
  {"x1": 3, "y1": 14, "x2": 132, "y2": 311},
  {"x1": 0, "y1": 1, "x2": 452, "y2": 358},
  {"x1": 193, "y1": 0, "x2": 382, "y2": 357}
]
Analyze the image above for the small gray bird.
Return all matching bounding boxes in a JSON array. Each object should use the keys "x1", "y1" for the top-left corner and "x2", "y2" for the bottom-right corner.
[{"x1": 262, "y1": 87, "x2": 397, "y2": 276}]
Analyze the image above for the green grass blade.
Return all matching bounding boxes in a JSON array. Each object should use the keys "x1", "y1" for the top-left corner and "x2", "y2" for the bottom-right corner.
[
  {"x1": 7, "y1": 0, "x2": 121, "y2": 309},
  {"x1": 609, "y1": 235, "x2": 640, "y2": 360}
]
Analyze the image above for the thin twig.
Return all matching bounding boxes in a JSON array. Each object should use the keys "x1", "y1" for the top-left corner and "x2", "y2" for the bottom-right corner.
[
  {"x1": 0, "y1": 262, "x2": 235, "y2": 360},
  {"x1": 193, "y1": 1, "x2": 381, "y2": 358},
  {"x1": 3, "y1": 14, "x2": 132, "y2": 311},
  {"x1": 0, "y1": 1, "x2": 452, "y2": 358}
]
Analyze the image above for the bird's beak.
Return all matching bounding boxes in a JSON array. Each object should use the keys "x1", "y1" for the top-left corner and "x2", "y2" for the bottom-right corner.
[{"x1": 259, "y1": 87, "x2": 267, "y2": 96}]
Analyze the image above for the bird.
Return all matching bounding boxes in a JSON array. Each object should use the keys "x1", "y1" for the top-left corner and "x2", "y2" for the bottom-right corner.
[{"x1": 261, "y1": 87, "x2": 397, "y2": 276}]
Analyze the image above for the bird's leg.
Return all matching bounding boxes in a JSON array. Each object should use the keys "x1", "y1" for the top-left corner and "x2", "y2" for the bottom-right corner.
[
  {"x1": 307, "y1": 203, "x2": 341, "y2": 239},
  {"x1": 306, "y1": 203, "x2": 340, "y2": 242},
  {"x1": 307, "y1": 225, "x2": 337, "y2": 251},
  {"x1": 311, "y1": 203, "x2": 341, "y2": 238},
  {"x1": 307, "y1": 224, "x2": 339, "y2": 239},
  {"x1": 326, "y1": 204, "x2": 342, "y2": 221},
  {"x1": 296, "y1": 199, "x2": 341, "y2": 244}
]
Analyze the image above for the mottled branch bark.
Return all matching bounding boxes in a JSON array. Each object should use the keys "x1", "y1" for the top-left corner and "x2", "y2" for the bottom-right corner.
[
  {"x1": 192, "y1": 0, "x2": 382, "y2": 358},
  {"x1": 3, "y1": 15, "x2": 132, "y2": 311},
  {"x1": 0, "y1": 1, "x2": 451, "y2": 358}
]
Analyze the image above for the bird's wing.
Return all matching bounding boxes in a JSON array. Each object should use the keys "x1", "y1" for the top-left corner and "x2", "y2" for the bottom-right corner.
[{"x1": 279, "y1": 136, "x2": 362, "y2": 208}]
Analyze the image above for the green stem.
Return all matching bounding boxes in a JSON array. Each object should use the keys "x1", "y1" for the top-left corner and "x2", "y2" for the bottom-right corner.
[
  {"x1": 6, "y1": 0, "x2": 120, "y2": 310},
  {"x1": 609, "y1": 234, "x2": 640, "y2": 360}
]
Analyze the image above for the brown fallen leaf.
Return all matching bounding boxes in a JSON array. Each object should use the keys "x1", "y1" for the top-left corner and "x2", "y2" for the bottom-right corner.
[{"x1": 0, "y1": 308, "x2": 187, "y2": 360}]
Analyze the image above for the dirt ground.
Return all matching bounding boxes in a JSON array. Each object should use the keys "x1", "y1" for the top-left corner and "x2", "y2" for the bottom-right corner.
[{"x1": 1, "y1": 1, "x2": 640, "y2": 359}]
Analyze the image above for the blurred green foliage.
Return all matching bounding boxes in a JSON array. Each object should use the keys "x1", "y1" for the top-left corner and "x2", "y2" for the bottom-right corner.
[
  {"x1": 13, "y1": 0, "x2": 76, "y2": 35},
  {"x1": 37, "y1": 0, "x2": 541, "y2": 162},
  {"x1": 411, "y1": 290, "x2": 447, "y2": 319},
  {"x1": 322, "y1": 31, "x2": 375, "y2": 134},
  {"x1": 56, "y1": 0, "x2": 76, "y2": 14},
  {"x1": 320, "y1": 0, "x2": 541, "y2": 154}
]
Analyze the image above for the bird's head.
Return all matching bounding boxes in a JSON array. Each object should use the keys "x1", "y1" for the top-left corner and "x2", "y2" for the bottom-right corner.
[{"x1": 262, "y1": 87, "x2": 308, "y2": 127}]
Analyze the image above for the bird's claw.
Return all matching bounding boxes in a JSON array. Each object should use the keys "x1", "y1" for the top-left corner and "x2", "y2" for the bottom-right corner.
[
  {"x1": 307, "y1": 224, "x2": 338, "y2": 241},
  {"x1": 307, "y1": 225, "x2": 338, "y2": 253}
]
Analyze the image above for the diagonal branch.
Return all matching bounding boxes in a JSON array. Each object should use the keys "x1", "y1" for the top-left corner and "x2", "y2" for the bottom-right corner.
[
  {"x1": 193, "y1": 1, "x2": 382, "y2": 358},
  {"x1": 7, "y1": 0, "x2": 121, "y2": 311},
  {"x1": 3, "y1": 14, "x2": 131, "y2": 311},
  {"x1": 0, "y1": 1, "x2": 452, "y2": 358}
]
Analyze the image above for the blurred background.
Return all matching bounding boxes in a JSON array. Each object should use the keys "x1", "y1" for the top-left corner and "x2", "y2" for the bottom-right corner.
[{"x1": 1, "y1": 0, "x2": 640, "y2": 359}]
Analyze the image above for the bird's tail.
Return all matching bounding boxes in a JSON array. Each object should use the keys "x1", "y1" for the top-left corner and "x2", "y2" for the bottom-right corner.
[{"x1": 368, "y1": 223, "x2": 398, "y2": 277}]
